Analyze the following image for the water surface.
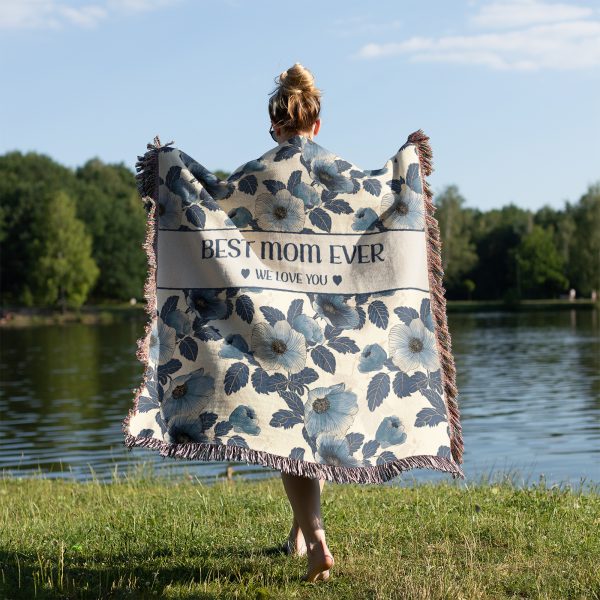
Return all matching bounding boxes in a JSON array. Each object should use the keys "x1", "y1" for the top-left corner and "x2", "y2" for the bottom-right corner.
[{"x1": 1, "y1": 309, "x2": 598, "y2": 489}]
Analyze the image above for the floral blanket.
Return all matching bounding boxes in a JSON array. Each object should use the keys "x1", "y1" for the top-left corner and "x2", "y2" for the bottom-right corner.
[{"x1": 122, "y1": 130, "x2": 465, "y2": 483}]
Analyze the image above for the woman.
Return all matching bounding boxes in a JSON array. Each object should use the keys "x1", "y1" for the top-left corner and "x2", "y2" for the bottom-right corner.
[
  {"x1": 268, "y1": 62, "x2": 333, "y2": 584},
  {"x1": 125, "y1": 59, "x2": 464, "y2": 586}
]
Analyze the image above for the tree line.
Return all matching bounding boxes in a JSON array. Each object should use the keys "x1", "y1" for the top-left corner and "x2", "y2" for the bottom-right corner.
[
  {"x1": 434, "y1": 183, "x2": 599, "y2": 301},
  {"x1": 0, "y1": 150, "x2": 598, "y2": 308}
]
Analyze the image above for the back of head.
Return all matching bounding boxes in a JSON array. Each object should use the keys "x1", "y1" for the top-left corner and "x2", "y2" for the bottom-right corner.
[{"x1": 268, "y1": 62, "x2": 322, "y2": 137}]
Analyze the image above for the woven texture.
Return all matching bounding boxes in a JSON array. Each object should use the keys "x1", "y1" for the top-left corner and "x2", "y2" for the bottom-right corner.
[{"x1": 122, "y1": 131, "x2": 465, "y2": 484}]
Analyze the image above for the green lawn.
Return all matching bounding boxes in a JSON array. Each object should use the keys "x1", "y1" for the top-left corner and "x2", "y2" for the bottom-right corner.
[{"x1": 1, "y1": 469, "x2": 598, "y2": 599}]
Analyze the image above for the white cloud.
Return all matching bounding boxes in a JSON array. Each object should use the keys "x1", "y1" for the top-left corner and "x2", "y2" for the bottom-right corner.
[
  {"x1": 354, "y1": 0, "x2": 600, "y2": 71},
  {"x1": 470, "y1": 0, "x2": 594, "y2": 29},
  {"x1": 60, "y1": 4, "x2": 107, "y2": 27},
  {"x1": 0, "y1": 0, "x2": 179, "y2": 29}
]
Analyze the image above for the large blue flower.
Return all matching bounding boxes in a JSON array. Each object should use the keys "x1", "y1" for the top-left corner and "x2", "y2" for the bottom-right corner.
[
  {"x1": 380, "y1": 185, "x2": 424, "y2": 230},
  {"x1": 250, "y1": 320, "x2": 307, "y2": 374},
  {"x1": 352, "y1": 207, "x2": 379, "y2": 231},
  {"x1": 149, "y1": 318, "x2": 176, "y2": 364},
  {"x1": 254, "y1": 189, "x2": 305, "y2": 232},
  {"x1": 291, "y1": 181, "x2": 321, "y2": 209},
  {"x1": 163, "y1": 309, "x2": 193, "y2": 337},
  {"x1": 313, "y1": 294, "x2": 360, "y2": 329},
  {"x1": 304, "y1": 383, "x2": 358, "y2": 438},
  {"x1": 157, "y1": 190, "x2": 183, "y2": 229},
  {"x1": 357, "y1": 343, "x2": 387, "y2": 373},
  {"x1": 292, "y1": 313, "x2": 324, "y2": 344},
  {"x1": 185, "y1": 289, "x2": 228, "y2": 322},
  {"x1": 375, "y1": 415, "x2": 407, "y2": 448},
  {"x1": 161, "y1": 368, "x2": 215, "y2": 422},
  {"x1": 314, "y1": 433, "x2": 360, "y2": 467},
  {"x1": 166, "y1": 414, "x2": 210, "y2": 444},
  {"x1": 229, "y1": 405, "x2": 260, "y2": 435},
  {"x1": 388, "y1": 317, "x2": 440, "y2": 372},
  {"x1": 310, "y1": 158, "x2": 355, "y2": 193}
]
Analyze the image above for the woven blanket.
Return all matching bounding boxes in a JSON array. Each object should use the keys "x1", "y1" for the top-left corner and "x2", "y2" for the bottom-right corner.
[{"x1": 122, "y1": 130, "x2": 465, "y2": 484}]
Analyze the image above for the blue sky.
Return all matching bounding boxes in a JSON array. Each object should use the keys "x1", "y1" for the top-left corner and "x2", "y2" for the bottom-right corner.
[{"x1": 1, "y1": 0, "x2": 598, "y2": 211}]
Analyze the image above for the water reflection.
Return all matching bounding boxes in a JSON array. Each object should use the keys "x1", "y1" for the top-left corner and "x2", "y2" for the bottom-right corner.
[{"x1": 0, "y1": 308, "x2": 598, "y2": 488}]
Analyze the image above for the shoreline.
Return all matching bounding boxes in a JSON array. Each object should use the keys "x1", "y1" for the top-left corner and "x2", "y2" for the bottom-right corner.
[
  {"x1": 0, "y1": 298, "x2": 598, "y2": 327},
  {"x1": 0, "y1": 303, "x2": 146, "y2": 327}
]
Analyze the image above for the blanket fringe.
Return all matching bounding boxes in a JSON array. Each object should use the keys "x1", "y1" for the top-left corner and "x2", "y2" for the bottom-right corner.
[
  {"x1": 121, "y1": 135, "x2": 172, "y2": 443},
  {"x1": 124, "y1": 432, "x2": 464, "y2": 483},
  {"x1": 407, "y1": 129, "x2": 464, "y2": 467},
  {"x1": 121, "y1": 132, "x2": 466, "y2": 485}
]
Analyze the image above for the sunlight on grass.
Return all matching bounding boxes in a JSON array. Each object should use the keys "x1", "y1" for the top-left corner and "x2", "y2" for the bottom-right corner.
[{"x1": 1, "y1": 464, "x2": 598, "y2": 599}]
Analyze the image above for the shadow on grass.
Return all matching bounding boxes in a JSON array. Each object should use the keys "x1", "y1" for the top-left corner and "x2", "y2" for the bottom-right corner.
[{"x1": 0, "y1": 543, "x2": 294, "y2": 599}]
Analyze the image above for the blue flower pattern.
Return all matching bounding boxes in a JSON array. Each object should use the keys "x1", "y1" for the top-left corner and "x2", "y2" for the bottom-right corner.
[{"x1": 129, "y1": 134, "x2": 452, "y2": 469}]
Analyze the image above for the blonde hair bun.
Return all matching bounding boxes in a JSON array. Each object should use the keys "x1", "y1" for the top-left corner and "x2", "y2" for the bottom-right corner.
[
  {"x1": 280, "y1": 63, "x2": 319, "y2": 96},
  {"x1": 268, "y1": 63, "x2": 322, "y2": 135}
]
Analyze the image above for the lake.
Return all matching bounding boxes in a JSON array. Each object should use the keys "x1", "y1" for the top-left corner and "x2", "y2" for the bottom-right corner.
[{"x1": 1, "y1": 308, "x2": 598, "y2": 489}]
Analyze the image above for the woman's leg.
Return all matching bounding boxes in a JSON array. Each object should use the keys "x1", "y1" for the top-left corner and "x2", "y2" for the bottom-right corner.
[
  {"x1": 284, "y1": 477, "x2": 325, "y2": 555},
  {"x1": 280, "y1": 472, "x2": 334, "y2": 581}
]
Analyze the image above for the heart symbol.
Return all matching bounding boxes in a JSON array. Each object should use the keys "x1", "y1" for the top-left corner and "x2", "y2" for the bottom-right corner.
[
  {"x1": 241, "y1": 269, "x2": 250, "y2": 279},
  {"x1": 333, "y1": 275, "x2": 342, "y2": 286}
]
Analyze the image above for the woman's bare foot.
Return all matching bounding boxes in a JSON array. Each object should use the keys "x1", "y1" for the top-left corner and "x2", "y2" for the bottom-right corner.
[
  {"x1": 301, "y1": 539, "x2": 334, "y2": 583},
  {"x1": 284, "y1": 523, "x2": 307, "y2": 556}
]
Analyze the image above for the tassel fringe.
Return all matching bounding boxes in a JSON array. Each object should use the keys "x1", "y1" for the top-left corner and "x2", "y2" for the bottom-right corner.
[
  {"x1": 407, "y1": 128, "x2": 464, "y2": 467},
  {"x1": 123, "y1": 432, "x2": 464, "y2": 484},
  {"x1": 121, "y1": 132, "x2": 466, "y2": 485},
  {"x1": 121, "y1": 135, "x2": 172, "y2": 447}
]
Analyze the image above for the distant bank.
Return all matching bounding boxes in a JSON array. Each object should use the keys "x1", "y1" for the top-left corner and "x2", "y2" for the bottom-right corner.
[
  {"x1": 0, "y1": 298, "x2": 598, "y2": 327},
  {"x1": 0, "y1": 303, "x2": 146, "y2": 327}
]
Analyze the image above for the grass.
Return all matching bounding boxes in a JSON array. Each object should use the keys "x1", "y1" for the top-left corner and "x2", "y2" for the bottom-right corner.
[{"x1": 0, "y1": 467, "x2": 599, "y2": 600}]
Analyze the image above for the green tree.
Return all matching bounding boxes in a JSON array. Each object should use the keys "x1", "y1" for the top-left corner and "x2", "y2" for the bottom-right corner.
[
  {"x1": 535, "y1": 203, "x2": 576, "y2": 285},
  {"x1": 468, "y1": 203, "x2": 532, "y2": 300},
  {"x1": 31, "y1": 191, "x2": 99, "y2": 309},
  {"x1": 433, "y1": 185, "x2": 478, "y2": 298},
  {"x1": 567, "y1": 183, "x2": 600, "y2": 297},
  {"x1": 0, "y1": 151, "x2": 82, "y2": 304},
  {"x1": 513, "y1": 224, "x2": 568, "y2": 298},
  {"x1": 75, "y1": 158, "x2": 147, "y2": 301}
]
